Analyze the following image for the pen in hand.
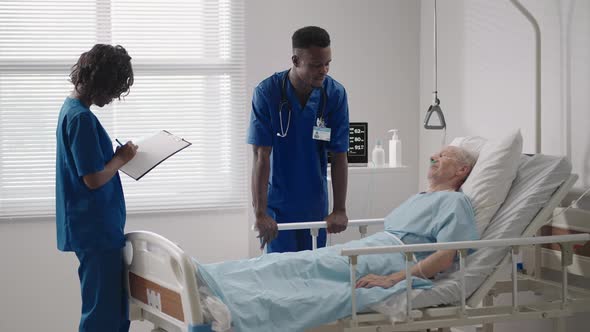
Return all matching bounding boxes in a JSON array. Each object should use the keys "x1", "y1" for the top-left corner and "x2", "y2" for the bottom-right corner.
[{"x1": 114, "y1": 139, "x2": 138, "y2": 164}]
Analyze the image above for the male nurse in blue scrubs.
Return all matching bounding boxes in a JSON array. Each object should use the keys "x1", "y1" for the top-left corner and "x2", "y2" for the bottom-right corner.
[
  {"x1": 248, "y1": 26, "x2": 350, "y2": 252},
  {"x1": 55, "y1": 44, "x2": 137, "y2": 332}
]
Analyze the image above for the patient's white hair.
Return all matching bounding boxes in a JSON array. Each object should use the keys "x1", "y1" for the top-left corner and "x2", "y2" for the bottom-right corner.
[
  {"x1": 452, "y1": 146, "x2": 477, "y2": 169},
  {"x1": 447, "y1": 146, "x2": 476, "y2": 189}
]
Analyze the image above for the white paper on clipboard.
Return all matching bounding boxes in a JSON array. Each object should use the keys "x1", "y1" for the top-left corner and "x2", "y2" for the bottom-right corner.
[{"x1": 119, "y1": 130, "x2": 191, "y2": 180}]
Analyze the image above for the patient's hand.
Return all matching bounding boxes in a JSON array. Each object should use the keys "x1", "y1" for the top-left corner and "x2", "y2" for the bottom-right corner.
[
  {"x1": 356, "y1": 272, "x2": 403, "y2": 289},
  {"x1": 255, "y1": 213, "x2": 278, "y2": 249},
  {"x1": 325, "y1": 210, "x2": 348, "y2": 234}
]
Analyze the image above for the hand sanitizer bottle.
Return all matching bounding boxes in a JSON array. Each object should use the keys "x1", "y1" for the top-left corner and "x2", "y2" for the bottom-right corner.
[
  {"x1": 372, "y1": 140, "x2": 385, "y2": 167},
  {"x1": 388, "y1": 129, "x2": 402, "y2": 167}
]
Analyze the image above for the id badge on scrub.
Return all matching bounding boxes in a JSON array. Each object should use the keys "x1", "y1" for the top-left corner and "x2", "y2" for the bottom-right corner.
[{"x1": 312, "y1": 126, "x2": 331, "y2": 141}]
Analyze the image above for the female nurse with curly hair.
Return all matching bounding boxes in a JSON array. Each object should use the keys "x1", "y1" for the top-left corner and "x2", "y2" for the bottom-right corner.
[{"x1": 55, "y1": 44, "x2": 137, "y2": 332}]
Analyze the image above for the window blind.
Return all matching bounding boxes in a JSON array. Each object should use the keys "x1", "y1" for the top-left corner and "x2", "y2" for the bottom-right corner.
[{"x1": 0, "y1": 0, "x2": 247, "y2": 218}]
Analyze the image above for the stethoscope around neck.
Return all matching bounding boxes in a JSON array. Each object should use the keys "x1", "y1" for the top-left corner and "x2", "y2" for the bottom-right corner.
[{"x1": 277, "y1": 69, "x2": 327, "y2": 137}]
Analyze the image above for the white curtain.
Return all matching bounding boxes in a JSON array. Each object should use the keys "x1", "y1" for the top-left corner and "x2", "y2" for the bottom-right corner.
[{"x1": 0, "y1": 0, "x2": 247, "y2": 218}]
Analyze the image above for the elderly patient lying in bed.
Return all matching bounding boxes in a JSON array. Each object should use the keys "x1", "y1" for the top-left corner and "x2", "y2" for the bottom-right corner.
[{"x1": 196, "y1": 146, "x2": 478, "y2": 332}]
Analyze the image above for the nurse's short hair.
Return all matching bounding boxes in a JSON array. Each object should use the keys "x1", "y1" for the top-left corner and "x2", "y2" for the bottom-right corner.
[
  {"x1": 70, "y1": 44, "x2": 134, "y2": 101},
  {"x1": 292, "y1": 26, "x2": 331, "y2": 49}
]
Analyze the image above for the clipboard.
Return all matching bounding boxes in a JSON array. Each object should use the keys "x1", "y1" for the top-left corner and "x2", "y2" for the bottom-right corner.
[{"x1": 119, "y1": 130, "x2": 191, "y2": 181}]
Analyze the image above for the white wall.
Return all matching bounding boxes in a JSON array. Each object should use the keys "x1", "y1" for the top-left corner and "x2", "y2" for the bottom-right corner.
[
  {"x1": 0, "y1": 210, "x2": 249, "y2": 332},
  {"x1": 245, "y1": 0, "x2": 421, "y2": 256},
  {"x1": 569, "y1": 0, "x2": 590, "y2": 193},
  {"x1": 418, "y1": 0, "x2": 590, "y2": 194},
  {"x1": 418, "y1": 0, "x2": 590, "y2": 330}
]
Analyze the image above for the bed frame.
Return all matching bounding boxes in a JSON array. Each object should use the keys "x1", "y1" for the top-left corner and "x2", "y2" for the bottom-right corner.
[
  {"x1": 123, "y1": 231, "x2": 210, "y2": 332},
  {"x1": 123, "y1": 174, "x2": 590, "y2": 332}
]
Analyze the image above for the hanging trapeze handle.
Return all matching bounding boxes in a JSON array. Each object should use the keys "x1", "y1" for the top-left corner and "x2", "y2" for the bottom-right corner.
[{"x1": 424, "y1": 103, "x2": 446, "y2": 130}]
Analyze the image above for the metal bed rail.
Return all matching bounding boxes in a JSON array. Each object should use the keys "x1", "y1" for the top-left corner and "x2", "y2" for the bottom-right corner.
[
  {"x1": 339, "y1": 234, "x2": 590, "y2": 328},
  {"x1": 252, "y1": 218, "x2": 386, "y2": 251}
]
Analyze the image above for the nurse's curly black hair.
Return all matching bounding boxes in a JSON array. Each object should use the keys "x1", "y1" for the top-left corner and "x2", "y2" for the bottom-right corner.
[
  {"x1": 70, "y1": 44, "x2": 134, "y2": 101},
  {"x1": 292, "y1": 26, "x2": 331, "y2": 49}
]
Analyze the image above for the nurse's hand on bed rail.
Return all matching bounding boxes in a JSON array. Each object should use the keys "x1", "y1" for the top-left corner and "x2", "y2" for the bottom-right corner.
[
  {"x1": 255, "y1": 213, "x2": 278, "y2": 249},
  {"x1": 325, "y1": 210, "x2": 348, "y2": 234}
]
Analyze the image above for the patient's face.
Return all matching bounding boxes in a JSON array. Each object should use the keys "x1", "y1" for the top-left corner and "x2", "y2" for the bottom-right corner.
[{"x1": 428, "y1": 147, "x2": 462, "y2": 183}]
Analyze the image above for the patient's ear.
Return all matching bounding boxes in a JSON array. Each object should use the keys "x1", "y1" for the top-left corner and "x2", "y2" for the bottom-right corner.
[{"x1": 456, "y1": 165, "x2": 470, "y2": 178}]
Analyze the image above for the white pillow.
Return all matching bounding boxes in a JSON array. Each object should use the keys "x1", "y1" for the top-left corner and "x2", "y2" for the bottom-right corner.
[
  {"x1": 449, "y1": 136, "x2": 487, "y2": 160},
  {"x1": 451, "y1": 130, "x2": 523, "y2": 235}
]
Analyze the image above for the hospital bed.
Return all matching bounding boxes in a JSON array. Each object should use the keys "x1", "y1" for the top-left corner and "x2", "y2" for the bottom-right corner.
[{"x1": 122, "y1": 154, "x2": 590, "y2": 332}]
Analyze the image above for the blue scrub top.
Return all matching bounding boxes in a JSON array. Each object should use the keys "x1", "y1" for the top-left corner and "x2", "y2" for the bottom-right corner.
[
  {"x1": 55, "y1": 97, "x2": 126, "y2": 252},
  {"x1": 247, "y1": 70, "x2": 349, "y2": 222}
]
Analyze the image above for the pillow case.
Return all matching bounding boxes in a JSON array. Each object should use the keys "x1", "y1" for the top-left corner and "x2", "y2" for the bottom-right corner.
[
  {"x1": 451, "y1": 129, "x2": 523, "y2": 235},
  {"x1": 449, "y1": 136, "x2": 487, "y2": 160}
]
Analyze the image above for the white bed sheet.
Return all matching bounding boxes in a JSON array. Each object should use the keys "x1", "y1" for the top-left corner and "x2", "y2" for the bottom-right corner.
[{"x1": 372, "y1": 154, "x2": 572, "y2": 316}]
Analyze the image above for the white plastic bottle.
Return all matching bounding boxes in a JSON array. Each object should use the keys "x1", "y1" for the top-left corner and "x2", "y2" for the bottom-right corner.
[
  {"x1": 388, "y1": 129, "x2": 402, "y2": 167},
  {"x1": 372, "y1": 140, "x2": 385, "y2": 167}
]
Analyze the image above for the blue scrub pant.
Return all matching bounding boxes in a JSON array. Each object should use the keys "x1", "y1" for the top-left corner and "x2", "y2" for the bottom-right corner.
[
  {"x1": 75, "y1": 249, "x2": 130, "y2": 332},
  {"x1": 267, "y1": 228, "x2": 327, "y2": 253}
]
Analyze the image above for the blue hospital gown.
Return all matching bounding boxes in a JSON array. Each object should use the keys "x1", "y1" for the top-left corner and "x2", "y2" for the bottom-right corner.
[
  {"x1": 196, "y1": 191, "x2": 477, "y2": 332},
  {"x1": 387, "y1": 191, "x2": 478, "y2": 260}
]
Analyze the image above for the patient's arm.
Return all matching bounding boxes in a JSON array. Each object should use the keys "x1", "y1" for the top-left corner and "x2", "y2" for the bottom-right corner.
[{"x1": 356, "y1": 249, "x2": 456, "y2": 289}]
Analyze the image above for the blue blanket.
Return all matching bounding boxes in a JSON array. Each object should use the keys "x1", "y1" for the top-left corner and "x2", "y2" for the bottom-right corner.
[{"x1": 196, "y1": 232, "x2": 432, "y2": 332}]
